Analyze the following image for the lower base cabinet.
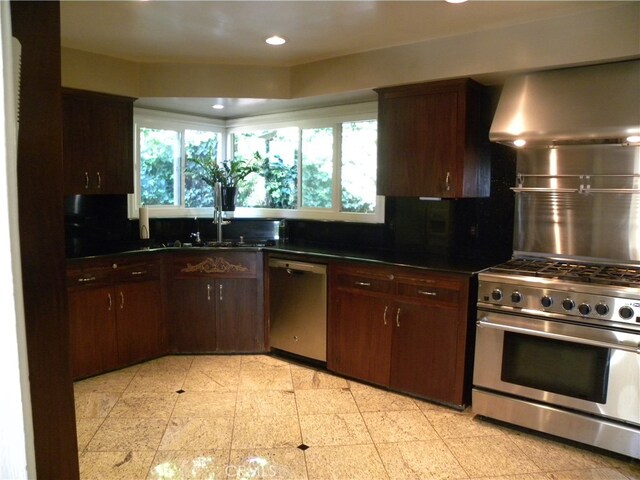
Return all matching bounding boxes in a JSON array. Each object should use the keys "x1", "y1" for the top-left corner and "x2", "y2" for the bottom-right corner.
[
  {"x1": 328, "y1": 262, "x2": 472, "y2": 407},
  {"x1": 170, "y1": 252, "x2": 265, "y2": 354},
  {"x1": 67, "y1": 255, "x2": 165, "y2": 379}
]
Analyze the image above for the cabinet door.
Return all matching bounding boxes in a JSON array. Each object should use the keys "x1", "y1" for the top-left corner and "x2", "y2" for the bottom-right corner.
[
  {"x1": 216, "y1": 278, "x2": 261, "y2": 352},
  {"x1": 62, "y1": 89, "x2": 134, "y2": 195},
  {"x1": 68, "y1": 287, "x2": 118, "y2": 379},
  {"x1": 389, "y1": 301, "x2": 459, "y2": 403},
  {"x1": 170, "y1": 278, "x2": 216, "y2": 352},
  {"x1": 328, "y1": 291, "x2": 392, "y2": 386},
  {"x1": 115, "y1": 280, "x2": 162, "y2": 365},
  {"x1": 378, "y1": 90, "x2": 458, "y2": 197}
]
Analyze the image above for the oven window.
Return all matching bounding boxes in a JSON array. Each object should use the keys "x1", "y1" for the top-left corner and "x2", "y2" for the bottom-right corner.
[{"x1": 501, "y1": 332, "x2": 610, "y2": 404}]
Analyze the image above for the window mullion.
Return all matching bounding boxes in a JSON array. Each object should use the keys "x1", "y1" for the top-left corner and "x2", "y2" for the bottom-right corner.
[
  {"x1": 297, "y1": 129, "x2": 303, "y2": 209},
  {"x1": 178, "y1": 130, "x2": 185, "y2": 207},
  {"x1": 333, "y1": 123, "x2": 342, "y2": 212}
]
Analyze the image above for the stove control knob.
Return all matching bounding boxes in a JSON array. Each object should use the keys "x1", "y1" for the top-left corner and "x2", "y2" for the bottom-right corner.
[
  {"x1": 578, "y1": 303, "x2": 591, "y2": 315},
  {"x1": 511, "y1": 291, "x2": 523, "y2": 303},
  {"x1": 540, "y1": 295, "x2": 553, "y2": 308},
  {"x1": 595, "y1": 303, "x2": 609, "y2": 316},
  {"x1": 562, "y1": 298, "x2": 575, "y2": 311},
  {"x1": 491, "y1": 289, "x2": 503, "y2": 301},
  {"x1": 619, "y1": 306, "x2": 635, "y2": 320}
]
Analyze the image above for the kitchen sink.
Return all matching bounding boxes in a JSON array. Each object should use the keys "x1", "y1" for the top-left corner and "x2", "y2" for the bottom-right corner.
[{"x1": 173, "y1": 240, "x2": 274, "y2": 248}]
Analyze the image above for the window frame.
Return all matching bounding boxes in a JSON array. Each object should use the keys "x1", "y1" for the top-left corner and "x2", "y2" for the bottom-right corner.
[{"x1": 129, "y1": 103, "x2": 384, "y2": 223}]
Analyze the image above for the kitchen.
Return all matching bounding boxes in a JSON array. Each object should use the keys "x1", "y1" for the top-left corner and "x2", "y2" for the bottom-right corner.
[{"x1": 2, "y1": 1, "x2": 640, "y2": 479}]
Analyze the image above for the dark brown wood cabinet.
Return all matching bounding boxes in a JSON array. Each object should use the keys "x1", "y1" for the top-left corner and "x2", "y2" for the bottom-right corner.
[
  {"x1": 376, "y1": 78, "x2": 490, "y2": 198},
  {"x1": 66, "y1": 255, "x2": 164, "y2": 379},
  {"x1": 170, "y1": 251, "x2": 265, "y2": 353},
  {"x1": 62, "y1": 88, "x2": 135, "y2": 195},
  {"x1": 328, "y1": 261, "x2": 472, "y2": 406}
]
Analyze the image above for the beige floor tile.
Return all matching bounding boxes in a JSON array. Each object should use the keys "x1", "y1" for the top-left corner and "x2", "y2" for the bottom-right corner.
[
  {"x1": 305, "y1": 444, "x2": 388, "y2": 480},
  {"x1": 191, "y1": 354, "x2": 243, "y2": 371},
  {"x1": 109, "y1": 392, "x2": 178, "y2": 419},
  {"x1": 126, "y1": 370, "x2": 189, "y2": 393},
  {"x1": 229, "y1": 447, "x2": 308, "y2": 480},
  {"x1": 137, "y1": 355, "x2": 194, "y2": 373},
  {"x1": 182, "y1": 367, "x2": 240, "y2": 392},
  {"x1": 594, "y1": 454, "x2": 640, "y2": 479},
  {"x1": 87, "y1": 417, "x2": 168, "y2": 451},
  {"x1": 545, "y1": 468, "x2": 631, "y2": 479},
  {"x1": 474, "y1": 474, "x2": 552, "y2": 480},
  {"x1": 236, "y1": 390, "x2": 297, "y2": 416},
  {"x1": 74, "y1": 391, "x2": 120, "y2": 418},
  {"x1": 171, "y1": 391, "x2": 236, "y2": 418},
  {"x1": 159, "y1": 417, "x2": 234, "y2": 451},
  {"x1": 351, "y1": 388, "x2": 419, "y2": 412},
  {"x1": 362, "y1": 410, "x2": 439, "y2": 443},
  {"x1": 295, "y1": 388, "x2": 358, "y2": 415},
  {"x1": 291, "y1": 365, "x2": 349, "y2": 390},
  {"x1": 509, "y1": 431, "x2": 610, "y2": 472},
  {"x1": 241, "y1": 355, "x2": 292, "y2": 370},
  {"x1": 299, "y1": 412, "x2": 372, "y2": 446},
  {"x1": 147, "y1": 449, "x2": 230, "y2": 480},
  {"x1": 76, "y1": 418, "x2": 104, "y2": 452},
  {"x1": 79, "y1": 450, "x2": 156, "y2": 480},
  {"x1": 231, "y1": 415, "x2": 302, "y2": 449},
  {"x1": 376, "y1": 439, "x2": 468, "y2": 480},
  {"x1": 73, "y1": 366, "x2": 139, "y2": 394},
  {"x1": 424, "y1": 409, "x2": 507, "y2": 439},
  {"x1": 238, "y1": 366, "x2": 293, "y2": 391},
  {"x1": 415, "y1": 398, "x2": 461, "y2": 413},
  {"x1": 446, "y1": 435, "x2": 542, "y2": 478}
]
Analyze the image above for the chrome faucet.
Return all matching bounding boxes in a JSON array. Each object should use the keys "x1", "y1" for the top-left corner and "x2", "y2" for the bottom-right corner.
[
  {"x1": 213, "y1": 182, "x2": 230, "y2": 243},
  {"x1": 190, "y1": 217, "x2": 202, "y2": 245}
]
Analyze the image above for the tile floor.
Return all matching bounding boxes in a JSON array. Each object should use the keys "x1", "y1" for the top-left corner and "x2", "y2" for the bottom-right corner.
[{"x1": 74, "y1": 354, "x2": 640, "y2": 480}]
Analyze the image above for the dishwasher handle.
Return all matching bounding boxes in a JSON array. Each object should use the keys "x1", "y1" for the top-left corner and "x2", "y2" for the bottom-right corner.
[{"x1": 269, "y1": 258, "x2": 327, "y2": 275}]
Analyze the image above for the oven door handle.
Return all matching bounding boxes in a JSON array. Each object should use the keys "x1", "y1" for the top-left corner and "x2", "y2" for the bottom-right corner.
[{"x1": 477, "y1": 317, "x2": 640, "y2": 353}]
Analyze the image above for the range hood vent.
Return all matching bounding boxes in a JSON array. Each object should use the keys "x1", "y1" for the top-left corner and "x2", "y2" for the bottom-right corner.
[{"x1": 489, "y1": 60, "x2": 640, "y2": 147}]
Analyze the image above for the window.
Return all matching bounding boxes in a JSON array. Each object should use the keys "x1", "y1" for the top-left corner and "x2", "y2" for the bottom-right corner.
[{"x1": 131, "y1": 104, "x2": 383, "y2": 223}]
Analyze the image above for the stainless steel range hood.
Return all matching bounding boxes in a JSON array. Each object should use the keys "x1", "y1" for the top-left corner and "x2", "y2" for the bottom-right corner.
[{"x1": 489, "y1": 60, "x2": 640, "y2": 147}]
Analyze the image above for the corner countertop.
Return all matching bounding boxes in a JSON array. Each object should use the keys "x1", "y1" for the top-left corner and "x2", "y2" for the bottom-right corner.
[{"x1": 67, "y1": 242, "x2": 505, "y2": 276}]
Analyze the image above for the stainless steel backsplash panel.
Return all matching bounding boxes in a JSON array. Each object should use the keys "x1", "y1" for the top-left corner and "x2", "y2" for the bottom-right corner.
[{"x1": 514, "y1": 145, "x2": 640, "y2": 263}]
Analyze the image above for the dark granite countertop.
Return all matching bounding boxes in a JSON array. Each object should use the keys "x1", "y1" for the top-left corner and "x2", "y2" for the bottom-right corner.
[{"x1": 67, "y1": 242, "x2": 505, "y2": 276}]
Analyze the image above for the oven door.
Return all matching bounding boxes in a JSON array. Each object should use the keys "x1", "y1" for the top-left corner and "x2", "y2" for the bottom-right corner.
[{"x1": 473, "y1": 309, "x2": 640, "y2": 426}]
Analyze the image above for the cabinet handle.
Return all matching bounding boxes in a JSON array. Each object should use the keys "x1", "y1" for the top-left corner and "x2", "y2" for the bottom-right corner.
[
  {"x1": 107, "y1": 293, "x2": 112, "y2": 311},
  {"x1": 383, "y1": 305, "x2": 388, "y2": 325},
  {"x1": 119, "y1": 291, "x2": 124, "y2": 309},
  {"x1": 207, "y1": 283, "x2": 211, "y2": 301},
  {"x1": 219, "y1": 284, "x2": 223, "y2": 301},
  {"x1": 77, "y1": 276, "x2": 96, "y2": 283},
  {"x1": 396, "y1": 308, "x2": 401, "y2": 327},
  {"x1": 418, "y1": 289, "x2": 437, "y2": 297},
  {"x1": 131, "y1": 270, "x2": 147, "y2": 276},
  {"x1": 445, "y1": 171, "x2": 451, "y2": 192},
  {"x1": 354, "y1": 281, "x2": 371, "y2": 287},
  {"x1": 96, "y1": 171, "x2": 101, "y2": 189},
  {"x1": 84, "y1": 171, "x2": 89, "y2": 189}
]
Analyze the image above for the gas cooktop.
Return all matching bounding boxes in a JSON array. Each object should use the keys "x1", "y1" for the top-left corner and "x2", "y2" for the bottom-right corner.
[{"x1": 486, "y1": 257, "x2": 640, "y2": 288}]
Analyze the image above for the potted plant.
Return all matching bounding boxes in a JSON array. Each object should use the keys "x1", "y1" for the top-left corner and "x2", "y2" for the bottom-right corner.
[{"x1": 188, "y1": 156, "x2": 259, "y2": 210}]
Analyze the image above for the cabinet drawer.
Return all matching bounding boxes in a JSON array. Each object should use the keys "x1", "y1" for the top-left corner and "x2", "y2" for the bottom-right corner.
[
  {"x1": 66, "y1": 263, "x2": 113, "y2": 289},
  {"x1": 332, "y1": 264, "x2": 395, "y2": 294},
  {"x1": 396, "y1": 282, "x2": 460, "y2": 304},
  {"x1": 114, "y1": 261, "x2": 159, "y2": 282}
]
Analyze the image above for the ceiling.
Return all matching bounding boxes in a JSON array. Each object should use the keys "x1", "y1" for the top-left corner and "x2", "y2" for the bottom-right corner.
[{"x1": 59, "y1": 1, "x2": 619, "y2": 118}]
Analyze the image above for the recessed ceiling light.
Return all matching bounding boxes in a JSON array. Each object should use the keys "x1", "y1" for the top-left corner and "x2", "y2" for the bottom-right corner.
[
  {"x1": 266, "y1": 35, "x2": 286, "y2": 46},
  {"x1": 212, "y1": 104, "x2": 224, "y2": 110},
  {"x1": 446, "y1": 0, "x2": 468, "y2": 3},
  {"x1": 513, "y1": 139, "x2": 527, "y2": 147}
]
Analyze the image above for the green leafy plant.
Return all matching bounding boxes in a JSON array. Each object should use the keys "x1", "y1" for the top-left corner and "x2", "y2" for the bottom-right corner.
[{"x1": 188, "y1": 155, "x2": 260, "y2": 188}]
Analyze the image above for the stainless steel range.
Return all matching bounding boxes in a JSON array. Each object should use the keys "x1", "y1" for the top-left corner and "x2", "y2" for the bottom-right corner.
[
  {"x1": 473, "y1": 258, "x2": 640, "y2": 458},
  {"x1": 473, "y1": 60, "x2": 640, "y2": 459}
]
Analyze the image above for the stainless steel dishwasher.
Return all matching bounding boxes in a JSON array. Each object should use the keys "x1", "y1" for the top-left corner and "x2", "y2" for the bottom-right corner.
[{"x1": 268, "y1": 258, "x2": 327, "y2": 362}]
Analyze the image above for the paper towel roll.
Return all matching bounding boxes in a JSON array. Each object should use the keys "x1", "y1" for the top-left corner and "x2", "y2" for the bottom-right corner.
[{"x1": 139, "y1": 207, "x2": 150, "y2": 239}]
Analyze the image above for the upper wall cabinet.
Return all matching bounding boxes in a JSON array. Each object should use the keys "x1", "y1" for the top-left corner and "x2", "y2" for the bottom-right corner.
[
  {"x1": 62, "y1": 88, "x2": 135, "y2": 195},
  {"x1": 376, "y1": 78, "x2": 491, "y2": 198}
]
